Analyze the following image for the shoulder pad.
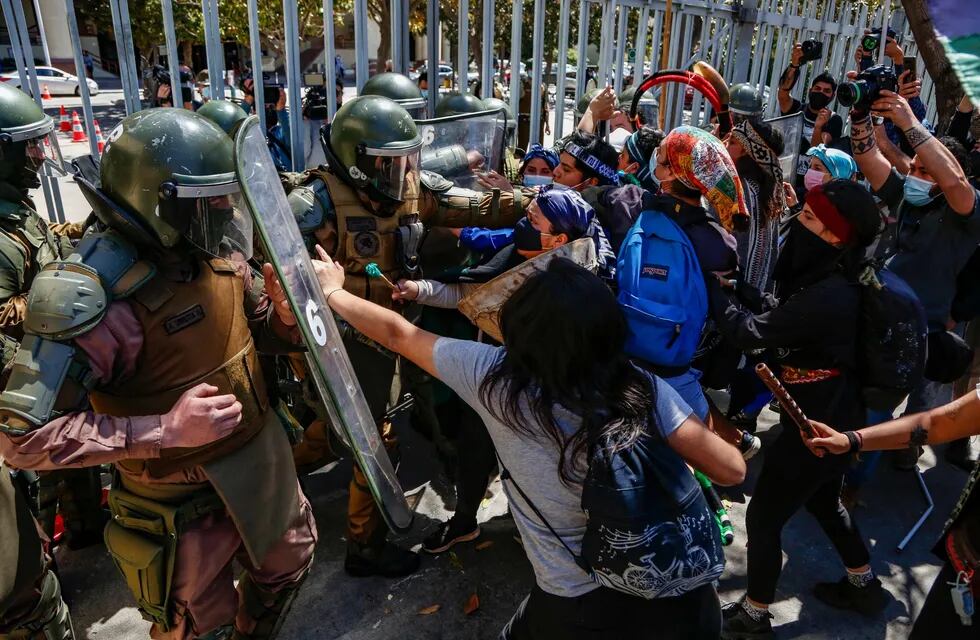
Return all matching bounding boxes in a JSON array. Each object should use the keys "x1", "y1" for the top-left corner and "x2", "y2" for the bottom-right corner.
[
  {"x1": 0, "y1": 199, "x2": 26, "y2": 223},
  {"x1": 420, "y1": 170, "x2": 454, "y2": 194},
  {"x1": 69, "y1": 231, "x2": 156, "y2": 298},
  {"x1": 24, "y1": 262, "x2": 107, "y2": 340}
]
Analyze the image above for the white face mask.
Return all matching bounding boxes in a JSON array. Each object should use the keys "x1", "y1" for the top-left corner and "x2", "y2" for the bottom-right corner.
[{"x1": 523, "y1": 174, "x2": 554, "y2": 188}]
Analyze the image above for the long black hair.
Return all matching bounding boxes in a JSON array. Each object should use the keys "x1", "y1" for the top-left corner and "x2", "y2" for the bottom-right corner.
[{"x1": 478, "y1": 258, "x2": 655, "y2": 485}]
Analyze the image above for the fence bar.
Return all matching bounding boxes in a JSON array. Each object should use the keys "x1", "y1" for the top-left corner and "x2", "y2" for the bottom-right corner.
[
  {"x1": 392, "y1": 0, "x2": 405, "y2": 75},
  {"x1": 554, "y1": 0, "x2": 573, "y2": 139},
  {"x1": 354, "y1": 0, "x2": 370, "y2": 89},
  {"x1": 402, "y1": 0, "x2": 410, "y2": 75},
  {"x1": 108, "y1": 0, "x2": 141, "y2": 114},
  {"x1": 480, "y1": 0, "x2": 494, "y2": 98},
  {"x1": 282, "y1": 0, "x2": 305, "y2": 171},
  {"x1": 458, "y1": 0, "x2": 469, "y2": 93},
  {"x1": 202, "y1": 0, "x2": 224, "y2": 100},
  {"x1": 508, "y1": 0, "x2": 523, "y2": 120},
  {"x1": 323, "y1": 0, "x2": 337, "y2": 118},
  {"x1": 529, "y1": 0, "x2": 546, "y2": 146},
  {"x1": 31, "y1": 0, "x2": 50, "y2": 66},
  {"x1": 65, "y1": 0, "x2": 99, "y2": 158},
  {"x1": 249, "y1": 0, "x2": 267, "y2": 129},
  {"x1": 598, "y1": 0, "x2": 617, "y2": 85},
  {"x1": 427, "y1": 0, "x2": 439, "y2": 116},
  {"x1": 160, "y1": 0, "x2": 184, "y2": 110},
  {"x1": 0, "y1": 0, "x2": 28, "y2": 91},
  {"x1": 614, "y1": 3, "x2": 629, "y2": 93},
  {"x1": 876, "y1": 0, "x2": 891, "y2": 65},
  {"x1": 633, "y1": 6, "x2": 650, "y2": 87},
  {"x1": 575, "y1": 0, "x2": 589, "y2": 99}
]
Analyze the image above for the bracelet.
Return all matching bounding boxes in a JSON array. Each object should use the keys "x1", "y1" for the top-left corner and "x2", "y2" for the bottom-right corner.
[
  {"x1": 843, "y1": 430, "x2": 862, "y2": 454},
  {"x1": 903, "y1": 123, "x2": 933, "y2": 149},
  {"x1": 325, "y1": 288, "x2": 344, "y2": 308}
]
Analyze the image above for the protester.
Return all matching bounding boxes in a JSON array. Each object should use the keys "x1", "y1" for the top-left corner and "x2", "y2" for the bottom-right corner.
[
  {"x1": 83, "y1": 50, "x2": 95, "y2": 78},
  {"x1": 276, "y1": 251, "x2": 745, "y2": 638},
  {"x1": 553, "y1": 131, "x2": 621, "y2": 190},
  {"x1": 713, "y1": 181, "x2": 887, "y2": 636},
  {"x1": 804, "y1": 144, "x2": 859, "y2": 190}
]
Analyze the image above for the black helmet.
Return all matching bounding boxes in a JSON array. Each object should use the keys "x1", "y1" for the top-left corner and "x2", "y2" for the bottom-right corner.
[{"x1": 729, "y1": 83, "x2": 765, "y2": 119}]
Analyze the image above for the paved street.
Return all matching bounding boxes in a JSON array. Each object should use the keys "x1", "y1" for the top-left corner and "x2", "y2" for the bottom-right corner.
[{"x1": 55, "y1": 403, "x2": 971, "y2": 639}]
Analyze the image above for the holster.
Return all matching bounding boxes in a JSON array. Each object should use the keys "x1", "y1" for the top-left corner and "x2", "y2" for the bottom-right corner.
[{"x1": 103, "y1": 477, "x2": 223, "y2": 631}]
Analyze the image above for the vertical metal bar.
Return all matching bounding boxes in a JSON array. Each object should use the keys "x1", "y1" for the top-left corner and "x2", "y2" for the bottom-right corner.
[
  {"x1": 31, "y1": 0, "x2": 51, "y2": 66},
  {"x1": 249, "y1": 0, "x2": 267, "y2": 129},
  {"x1": 614, "y1": 3, "x2": 628, "y2": 94},
  {"x1": 160, "y1": 0, "x2": 184, "y2": 110},
  {"x1": 0, "y1": 0, "x2": 29, "y2": 90},
  {"x1": 649, "y1": 9, "x2": 663, "y2": 74},
  {"x1": 554, "y1": 0, "x2": 573, "y2": 139},
  {"x1": 354, "y1": 0, "x2": 369, "y2": 89},
  {"x1": 65, "y1": 0, "x2": 99, "y2": 158},
  {"x1": 202, "y1": 0, "x2": 224, "y2": 100},
  {"x1": 427, "y1": 0, "x2": 440, "y2": 116},
  {"x1": 282, "y1": 0, "x2": 305, "y2": 170},
  {"x1": 673, "y1": 14, "x2": 693, "y2": 129},
  {"x1": 402, "y1": 0, "x2": 411, "y2": 73},
  {"x1": 108, "y1": 0, "x2": 141, "y2": 114},
  {"x1": 508, "y1": 0, "x2": 523, "y2": 120},
  {"x1": 481, "y1": 0, "x2": 494, "y2": 98},
  {"x1": 529, "y1": 0, "x2": 546, "y2": 146},
  {"x1": 633, "y1": 6, "x2": 649, "y2": 88},
  {"x1": 876, "y1": 0, "x2": 891, "y2": 65},
  {"x1": 598, "y1": 0, "x2": 616, "y2": 85},
  {"x1": 664, "y1": 10, "x2": 684, "y2": 129},
  {"x1": 392, "y1": 0, "x2": 405, "y2": 75},
  {"x1": 575, "y1": 0, "x2": 589, "y2": 99},
  {"x1": 322, "y1": 0, "x2": 337, "y2": 118},
  {"x1": 458, "y1": 0, "x2": 469, "y2": 93}
]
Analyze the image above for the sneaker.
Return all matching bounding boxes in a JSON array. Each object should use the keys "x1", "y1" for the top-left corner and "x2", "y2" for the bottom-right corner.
[
  {"x1": 344, "y1": 540, "x2": 421, "y2": 578},
  {"x1": 422, "y1": 517, "x2": 481, "y2": 554},
  {"x1": 721, "y1": 599, "x2": 774, "y2": 640},
  {"x1": 813, "y1": 576, "x2": 888, "y2": 616},
  {"x1": 738, "y1": 431, "x2": 762, "y2": 461}
]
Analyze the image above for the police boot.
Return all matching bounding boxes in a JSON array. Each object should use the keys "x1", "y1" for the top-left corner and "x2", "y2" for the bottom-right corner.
[
  {"x1": 231, "y1": 570, "x2": 309, "y2": 640},
  {"x1": 344, "y1": 537, "x2": 420, "y2": 578},
  {"x1": 60, "y1": 467, "x2": 108, "y2": 550},
  {"x1": 5, "y1": 571, "x2": 75, "y2": 640}
]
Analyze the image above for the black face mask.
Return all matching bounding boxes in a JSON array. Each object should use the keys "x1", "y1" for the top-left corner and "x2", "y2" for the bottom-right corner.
[
  {"x1": 773, "y1": 219, "x2": 842, "y2": 292},
  {"x1": 513, "y1": 217, "x2": 543, "y2": 251},
  {"x1": 808, "y1": 91, "x2": 832, "y2": 111}
]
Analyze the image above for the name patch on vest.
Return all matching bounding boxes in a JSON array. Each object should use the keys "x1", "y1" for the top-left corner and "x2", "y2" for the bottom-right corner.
[
  {"x1": 164, "y1": 304, "x2": 206, "y2": 335},
  {"x1": 641, "y1": 264, "x2": 670, "y2": 281},
  {"x1": 346, "y1": 217, "x2": 377, "y2": 232}
]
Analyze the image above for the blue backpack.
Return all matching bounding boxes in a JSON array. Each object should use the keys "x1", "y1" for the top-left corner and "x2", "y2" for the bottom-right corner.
[{"x1": 617, "y1": 208, "x2": 708, "y2": 369}]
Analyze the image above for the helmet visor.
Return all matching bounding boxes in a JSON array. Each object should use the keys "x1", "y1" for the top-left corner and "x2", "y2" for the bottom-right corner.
[
  {"x1": 355, "y1": 149, "x2": 420, "y2": 203},
  {"x1": 24, "y1": 133, "x2": 66, "y2": 177},
  {"x1": 166, "y1": 189, "x2": 254, "y2": 260}
]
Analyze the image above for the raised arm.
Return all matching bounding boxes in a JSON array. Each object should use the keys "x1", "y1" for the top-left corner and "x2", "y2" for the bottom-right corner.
[
  {"x1": 848, "y1": 111, "x2": 894, "y2": 192},
  {"x1": 777, "y1": 43, "x2": 804, "y2": 114}
]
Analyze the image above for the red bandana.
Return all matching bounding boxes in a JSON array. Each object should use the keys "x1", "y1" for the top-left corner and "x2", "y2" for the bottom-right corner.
[{"x1": 806, "y1": 184, "x2": 854, "y2": 245}]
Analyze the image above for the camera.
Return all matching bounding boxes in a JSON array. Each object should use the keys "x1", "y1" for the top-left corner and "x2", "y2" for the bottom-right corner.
[
  {"x1": 862, "y1": 27, "x2": 897, "y2": 53},
  {"x1": 263, "y1": 84, "x2": 283, "y2": 106},
  {"x1": 837, "y1": 64, "x2": 898, "y2": 110},
  {"x1": 302, "y1": 86, "x2": 330, "y2": 120},
  {"x1": 799, "y1": 39, "x2": 823, "y2": 63}
]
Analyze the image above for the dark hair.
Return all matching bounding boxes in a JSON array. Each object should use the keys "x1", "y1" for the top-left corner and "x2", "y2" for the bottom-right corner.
[
  {"x1": 737, "y1": 121, "x2": 785, "y2": 220},
  {"x1": 478, "y1": 258, "x2": 654, "y2": 485},
  {"x1": 811, "y1": 72, "x2": 838, "y2": 94},
  {"x1": 821, "y1": 179, "x2": 881, "y2": 274},
  {"x1": 562, "y1": 130, "x2": 620, "y2": 183},
  {"x1": 939, "y1": 136, "x2": 971, "y2": 174},
  {"x1": 632, "y1": 125, "x2": 665, "y2": 164}
]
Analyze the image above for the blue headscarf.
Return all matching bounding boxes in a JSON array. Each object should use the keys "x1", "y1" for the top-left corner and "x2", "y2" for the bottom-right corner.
[
  {"x1": 519, "y1": 143, "x2": 560, "y2": 174},
  {"x1": 536, "y1": 186, "x2": 617, "y2": 279},
  {"x1": 806, "y1": 145, "x2": 858, "y2": 180}
]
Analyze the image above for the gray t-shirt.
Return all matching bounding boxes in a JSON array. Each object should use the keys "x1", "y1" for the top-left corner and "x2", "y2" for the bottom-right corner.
[
  {"x1": 433, "y1": 337, "x2": 694, "y2": 597},
  {"x1": 879, "y1": 168, "x2": 980, "y2": 331}
]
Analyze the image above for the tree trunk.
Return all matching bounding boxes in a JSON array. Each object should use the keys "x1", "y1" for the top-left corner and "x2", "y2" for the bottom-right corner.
[
  {"x1": 376, "y1": 0, "x2": 391, "y2": 74},
  {"x1": 901, "y1": 0, "x2": 962, "y2": 127},
  {"x1": 180, "y1": 41, "x2": 193, "y2": 67}
]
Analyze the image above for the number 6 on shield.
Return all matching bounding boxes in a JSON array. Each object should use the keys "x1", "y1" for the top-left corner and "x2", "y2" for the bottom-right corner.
[{"x1": 305, "y1": 299, "x2": 328, "y2": 346}]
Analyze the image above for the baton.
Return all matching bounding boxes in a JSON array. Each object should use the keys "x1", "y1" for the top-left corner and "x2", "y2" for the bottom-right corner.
[{"x1": 754, "y1": 363, "x2": 814, "y2": 438}]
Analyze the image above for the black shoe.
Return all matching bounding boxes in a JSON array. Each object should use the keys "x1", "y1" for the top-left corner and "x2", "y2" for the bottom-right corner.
[
  {"x1": 422, "y1": 517, "x2": 480, "y2": 554},
  {"x1": 721, "y1": 599, "x2": 774, "y2": 639},
  {"x1": 944, "y1": 439, "x2": 979, "y2": 472},
  {"x1": 813, "y1": 576, "x2": 888, "y2": 616},
  {"x1": 738, "y1": 431, "x2": 762, "y2": 461},
  {"x1": 344, "y1": 540, "x2": 421, "y2": 578},
  {"x1": 729, "y1": 411, "x2": 759, "y2": 434}
]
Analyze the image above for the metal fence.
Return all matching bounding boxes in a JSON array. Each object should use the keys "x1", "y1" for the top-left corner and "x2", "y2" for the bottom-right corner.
[{"x1": 1, "y1": 0, "x2": 939, "y2": 222}]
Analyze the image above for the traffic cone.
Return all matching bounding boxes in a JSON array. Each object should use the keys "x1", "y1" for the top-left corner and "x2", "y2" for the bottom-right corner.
[
  {"x1": 70, "y1": 111, "x2": 87, "y2": 143},
  {"x1": 59, "y1": 105, "x2": 70, "y2": 132},
  {"x1": 93, "y1": 119, "x2": 105, "y2": 153},
  {"x1": 41, "y1": 84, "x2": 52, "y2": 100}
]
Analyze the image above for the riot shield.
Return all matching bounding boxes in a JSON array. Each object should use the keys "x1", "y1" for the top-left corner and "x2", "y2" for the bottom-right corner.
[
  {"x1": 233, "y1": 116, "x2": 413, "y2": 532},
  {"x1": 415, "y1": 108, "x2": 507, "y2": 191},
  {"x1": 764, "y1": 112, "x2": 804, "y2": 181}
]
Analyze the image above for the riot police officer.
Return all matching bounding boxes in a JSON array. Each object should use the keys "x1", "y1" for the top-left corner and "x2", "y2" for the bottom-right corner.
[
  {"x1": 435, "y1": 92, "x2": 485, "y2": 118},
  {"x1": 361, "y1": 72, "x2": 427, "y2": 119},
  {"x1": 0, "y1": 108, "x2": 316, "y2": 640},
  {"x1": 728, "y1": 82, "x2": 766, "y2": 124},
  {"x1": 197, "y1": 99, "x2": 249, "y2": 135}
]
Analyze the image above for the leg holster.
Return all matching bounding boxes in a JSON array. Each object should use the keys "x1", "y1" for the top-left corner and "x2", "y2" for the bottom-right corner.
[
  {"x1": 1, "y1": 571, "x2": 75, "y2": 640},
  {"x1": 102, "y1": 477, "x2": 223, "y2": 632},
  {"x1": 232, "y1": 567, "x2": 311, "y2": 640}
]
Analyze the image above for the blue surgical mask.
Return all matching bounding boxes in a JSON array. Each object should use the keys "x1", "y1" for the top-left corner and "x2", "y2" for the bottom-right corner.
[
  {"x1": 420, "y1": 89, "x2": 429, "y2": 99},
  {"x1": 523, "y1": 174, "x2": 554, "y2": 188},
  {"x1": 904, "y1": 174, "x2": 938, "y2": 207}
]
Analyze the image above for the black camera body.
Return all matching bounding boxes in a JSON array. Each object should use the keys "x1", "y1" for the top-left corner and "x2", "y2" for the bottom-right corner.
[
  {"x1": 838, "y1": 64, "x2": 898, "y2": 110},
  {"x1": 302, "y1": 86, "x2": 330, "y2": 120},
  {"x1": 800, "y1": 39, "x2": 823, "y2": 63},
  {"x1": 263, "y1": 84, "x2": 282, "y2": 106}
]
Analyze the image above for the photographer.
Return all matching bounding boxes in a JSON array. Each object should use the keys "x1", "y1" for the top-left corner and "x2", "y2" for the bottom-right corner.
[{"x1": 849, "y1": 87, "x2": 980, "y2": 466}]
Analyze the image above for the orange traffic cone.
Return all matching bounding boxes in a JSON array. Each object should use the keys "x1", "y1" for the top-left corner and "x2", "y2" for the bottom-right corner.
[
  {"x1": 70, "y1": 111, "x2": 87, "y2": 143},
  {"x1": 59, "y1": 105, "x2": 70, "y2": 132},
  {"x1": 93, "y1": 120, "x2": 105, "y2": 153},
  {"x1": 41, "y1": 84, "x2": 52, "y2": 100}
]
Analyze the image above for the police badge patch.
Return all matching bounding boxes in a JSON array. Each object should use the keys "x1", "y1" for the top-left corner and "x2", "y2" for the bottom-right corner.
[{"x1": 164, "y1": 304, "x2": 206, "y2": 335}]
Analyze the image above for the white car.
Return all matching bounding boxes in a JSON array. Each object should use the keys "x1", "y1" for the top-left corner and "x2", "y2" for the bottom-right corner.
[{"x1": 0, "y1": 66, "x2": 100, "y2": 96}]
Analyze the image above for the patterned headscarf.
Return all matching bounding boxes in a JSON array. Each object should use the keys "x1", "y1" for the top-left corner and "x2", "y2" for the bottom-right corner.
[
  {"x1": 729, "y1": 119, "x2": 786, "y2": 220},
  {"x1": 520, "y1": 144, "x2": 560, "y2": 174},
  {"x1": 661, "y1": 126, "x2": 747, "y2": 230},
  {"x1": 806, "y1": 144, "x2": 858, "y2": 180}
]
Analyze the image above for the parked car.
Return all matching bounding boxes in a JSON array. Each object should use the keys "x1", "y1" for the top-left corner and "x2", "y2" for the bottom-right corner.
[
  {"x1": 0, "y1": 66, "x2": 100, "y2": 96},
  {"x1": 410, "y1": 63, "x2": 454, "y2": 88}
]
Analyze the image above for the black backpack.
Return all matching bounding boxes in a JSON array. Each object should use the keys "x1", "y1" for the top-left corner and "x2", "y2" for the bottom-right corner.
[
  {"x1": 498, "y1": 372, "x2": 725, "y2": 600},
  {"x1": 858, "y1": 268, "x2": 928, "y2": 412}
]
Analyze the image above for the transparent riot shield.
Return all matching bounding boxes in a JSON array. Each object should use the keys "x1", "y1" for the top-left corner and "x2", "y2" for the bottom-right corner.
[
  {"x1": 233, "y1": 116, "x2": 412, "y2": 532},
  {"x1": 764, "y1": 112, "x2": 804, "y2": 181},
  {"x1": 415, "y1": 108, "x2": 507, "y2": 191}
]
